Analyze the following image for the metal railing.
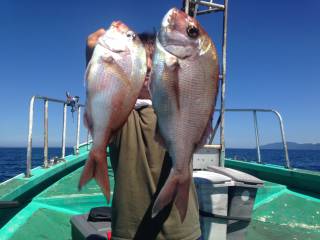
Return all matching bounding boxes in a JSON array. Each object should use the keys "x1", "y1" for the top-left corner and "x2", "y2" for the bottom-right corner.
[
  {"x1": 26, "y1": 95, "x2": 86, "y2": 178},
  {"x1": 210, "y1": 108, "x2": 291, "y2": 169}
]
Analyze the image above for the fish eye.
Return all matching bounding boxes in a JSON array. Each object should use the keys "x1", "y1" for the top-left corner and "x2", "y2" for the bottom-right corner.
[
  {"x1": 186, "y1": 25, "x2": 199, "y2": 39},
  {"x1": 126, "y1": 31, "x2": 136, "y2": 40}
]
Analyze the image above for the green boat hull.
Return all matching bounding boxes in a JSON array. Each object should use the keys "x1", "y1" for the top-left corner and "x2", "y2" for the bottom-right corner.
[{"x1": 0, "y1": 146, "x2": 319, "y2": 239}]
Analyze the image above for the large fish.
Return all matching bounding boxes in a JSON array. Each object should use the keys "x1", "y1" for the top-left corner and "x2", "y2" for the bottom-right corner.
[
  {"x1": 79, "y1": 21, "x2": 147, "y2": 202},
  {"x1": 150, "y1": 8, "x2": 219, "y2": 221}
]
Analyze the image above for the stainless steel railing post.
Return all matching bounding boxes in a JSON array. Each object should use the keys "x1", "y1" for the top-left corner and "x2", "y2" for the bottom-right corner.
[
  {"x1": 26, "y1": 96, "x2": 36, "y2": 177},
  {"x1": 25, "y1": 95, "x2": 86, "y2": 176},
  {"x1": 219, "y1": 0, "x2": 228, "y2": 167},
  {"x1": 61, "y1": 103, "x2": 67, "y2": 158},
  {"x1": 273, "y1": 110, "x2": 291, "y2": 168},
  {"x1": 44, "y1": 99, "x2": 49, "y2": 168},
  {"x1": 86, "y1": 130, "x2": 90, "y2": 151},
  {"x1": 192, "y1": 0, "x2": 225, "y2": 9},
  {"x1": 76, "y1": 106, "x2": 81, "y2": 155},
  {"x1": 213, "y1": 108, "x2": 291, "y2": 168},
  {"x1": 184, "y1": 0, "x2": 190, "y2": 14},
  {"x1": 253, "y1": 110, "x2": 262, "y2": 163}
]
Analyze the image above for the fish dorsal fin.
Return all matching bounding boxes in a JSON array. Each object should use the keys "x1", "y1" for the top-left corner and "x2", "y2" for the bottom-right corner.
[{"x1": 103, "y1": 56, "x2": 131, "y2": 87}]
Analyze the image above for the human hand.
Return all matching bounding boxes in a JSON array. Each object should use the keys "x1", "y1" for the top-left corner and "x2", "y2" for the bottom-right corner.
[
  {"x1": 86, "y1": 28, "x2": 106, "y2": 65},
  {"x1": 138, "y1": 83, "x2": 151, "y2": 99}
]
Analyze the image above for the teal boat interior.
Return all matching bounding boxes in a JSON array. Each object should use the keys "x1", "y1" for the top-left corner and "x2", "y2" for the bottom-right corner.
[{"x1": 0, "y1": 142, "x2": 319, "y2": 239}]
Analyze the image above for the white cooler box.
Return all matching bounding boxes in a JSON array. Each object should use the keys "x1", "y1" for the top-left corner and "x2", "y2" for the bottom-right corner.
[{"x1": 193, "y1": 170, "x2": 233, "y2": 240}]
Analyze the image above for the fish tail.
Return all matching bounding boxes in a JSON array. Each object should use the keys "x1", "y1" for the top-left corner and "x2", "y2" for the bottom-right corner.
[
  {"x1": 78, "y1": 148, "x2": 110, "y2": 203},
  {"x1": 152, "y1": 168, "x2": 191, "y2": 222}
]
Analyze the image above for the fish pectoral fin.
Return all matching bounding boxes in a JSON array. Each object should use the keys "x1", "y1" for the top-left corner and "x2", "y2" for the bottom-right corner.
[
  {"x1": 101, "y1": 54, "x2": 114, "y2": 63},
  {"x1": 78, "y1": 148, "x2": 111, "y2": 203},
  {"x1": 103, "y1": 58, "x2": 131, "y2": 87},
  {"x1": 163, "y1": 56, "x2": 180, "y2": 109},
  {"x1": 165, "y1": 55, "x2": 179, "y2": 71},
  {"x1": 152, "y1": 169, "x2": 190, "y2": 222}
]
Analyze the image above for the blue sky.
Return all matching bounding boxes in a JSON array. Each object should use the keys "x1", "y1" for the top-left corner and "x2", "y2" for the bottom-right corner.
[{"x1": 0, "y1": 0, "x2": 319, "y2": 148}]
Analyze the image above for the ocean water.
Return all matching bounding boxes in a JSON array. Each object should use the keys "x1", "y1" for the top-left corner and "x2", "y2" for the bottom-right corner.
[
  {"x1": 0, "y1": 148, "x2": 319, "y2": 183},
  {"x1": 0, "y1": 147, "x2": 73, "y2": 182},
  {"x1": 226, "y1": 148, "x2": 320, "y2": 171}
]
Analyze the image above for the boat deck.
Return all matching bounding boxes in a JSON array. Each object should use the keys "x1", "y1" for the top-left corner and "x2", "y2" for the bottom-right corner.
[
  {"x1": 0, "y1": 166, "x2": 113, "y2": 240},
  {"x1": 1, "y1": 160, "x2": 319, "y2": 239},
  {"x1": 247, "y1": 181, "x2": 320, "y2": 239}
]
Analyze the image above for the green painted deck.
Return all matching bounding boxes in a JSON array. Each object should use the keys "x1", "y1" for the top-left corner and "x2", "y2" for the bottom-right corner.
[
  {"x1": 0, "y1": 150, "x2": 319, "y2": 239},
  {"x1": 247, "y1": 181, "x2": 320, "y2": 240},
  {"x1": 0, "y1": 145, "x2": 92, "y2": 227},
  {"x1": 0, "y1": 166, "x2": 113, "y2": 240}
]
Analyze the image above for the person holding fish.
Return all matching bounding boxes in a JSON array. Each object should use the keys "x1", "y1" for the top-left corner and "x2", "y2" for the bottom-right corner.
[{"x1": 81, "y1": 7, "x2": 219, "y2": 240}]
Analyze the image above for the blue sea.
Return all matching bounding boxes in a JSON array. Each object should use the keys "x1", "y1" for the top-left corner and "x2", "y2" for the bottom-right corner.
[
  {"x1": 0, "y1": 147, "x2": 73, "y2": 182},
  {"x1": 0, "y1": 148, "x2": 319, "y2": 182},
  {"x1": 226, "y1": 148, "x2": 320, "y2": 171}
]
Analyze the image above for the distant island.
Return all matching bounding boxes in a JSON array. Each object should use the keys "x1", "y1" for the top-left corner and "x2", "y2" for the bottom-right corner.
[{"x1": 261, "y1": 142, "x2": 320, "y2": 150}]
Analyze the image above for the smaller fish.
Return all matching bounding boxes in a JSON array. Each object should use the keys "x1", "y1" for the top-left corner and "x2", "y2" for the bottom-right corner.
[{"x1": 79, "y1": 21, "x2": 147, "y2": 202}]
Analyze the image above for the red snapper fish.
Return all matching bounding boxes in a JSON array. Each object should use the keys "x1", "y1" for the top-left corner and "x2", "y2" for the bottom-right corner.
[
  {"x1": 150, "y1": 8, "x2": 219, "y2": 221},
  {"x1": 79, "y1": 21, "x2": 147, "y2": 202}
]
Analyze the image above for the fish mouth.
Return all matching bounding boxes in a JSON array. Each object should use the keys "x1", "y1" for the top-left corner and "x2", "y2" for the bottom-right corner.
[
  {"x1": 161, "y1": 8, "x2": 177, "y2": 28},
  {"x1": 158, "y1": 29, "x2": 197, "y2": 59},
  {"x1": 160, "y1": 31, "x2": 195, "y2": 47},
  {"x1": 161, "y1": 8, "x2": 196, "y2": 32},
  {"x1": 97, "y1": 39, "x2": 127, "y2": 53},
  {"x1": 158, "y1": 30, "x2": 196, "y2": 59},
  {"x1": 160, "y1": 8, "x2": 199, "y2": 58},
  {"x1": 97, "y1": 20, "x2": 132, "y2": 53},
  {"x1": 98, "y1": 32, "x2": 130, "y2": 53}
]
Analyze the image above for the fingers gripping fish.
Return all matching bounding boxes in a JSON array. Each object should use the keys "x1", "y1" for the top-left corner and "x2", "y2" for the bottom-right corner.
[
  {"x1": 150, "y1": 8, "x2": 219, "y2": 222},
  {"x1": 79, "y1": 21, "x2": 147, "y2": 202}
]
